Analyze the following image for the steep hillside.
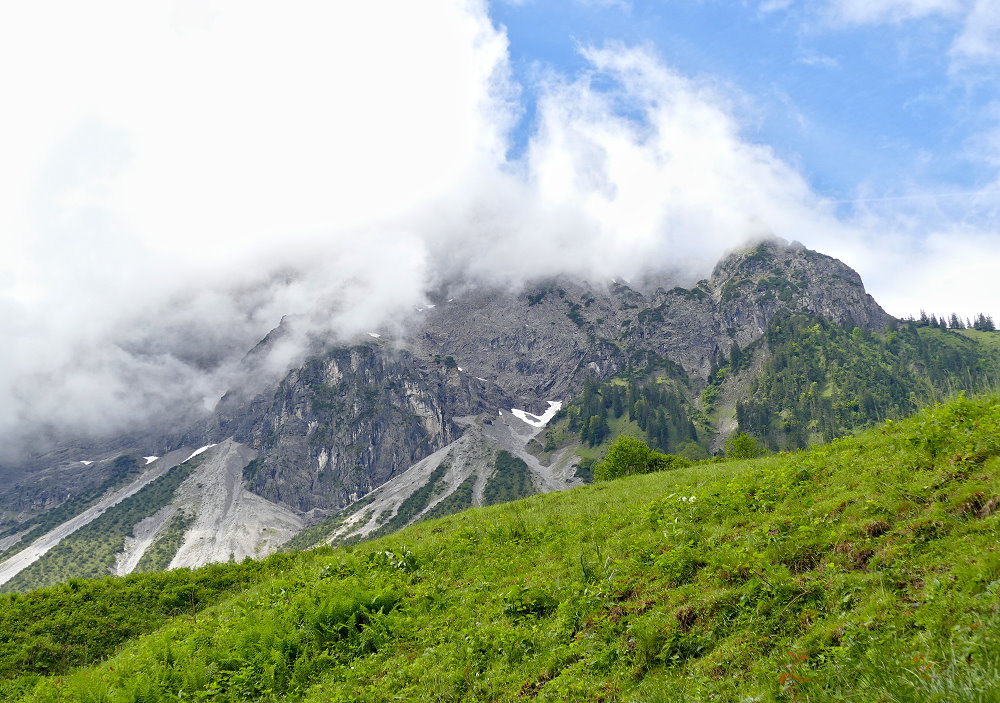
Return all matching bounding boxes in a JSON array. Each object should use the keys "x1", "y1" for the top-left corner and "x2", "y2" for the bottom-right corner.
[{"x1": 4, "y1": 393, "x2": 1000, "y2": 701}]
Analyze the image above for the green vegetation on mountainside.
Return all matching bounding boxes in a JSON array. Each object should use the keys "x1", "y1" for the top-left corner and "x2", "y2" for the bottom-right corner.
[
  {"x1": 133, "y1": 510, "x2": 195, "y2": 573},
  {"x1": 1, "y1": 455, "x2": 205, "y2": 593},
  {"x1": 5, "y1": 393, "x2": 1000, "y2": 701},
  {"x1": 0, "y1": 456, "x2": 143, "y2": 563},
  {"x1": 370, "y1": 463, "x2": 451, "y2": 539},
  {"x1": 733, "y1": 314, "x2": 1000, "y2": 449},
  {"x1": 561, "y1": 360, "x2": 707, "y2": 457},
  {"x1": 483, "y1": 451, "x2": 536, "y2": 506},
  {"x1": 422, "y1": 474, "x2": 476, "y2": 520},
  {"x1": 959, "y1": 327, "x2": 1000, "y2": 351},
  {"x1": 558, "y1": 316, "x2": 1000, "y2": 470}
]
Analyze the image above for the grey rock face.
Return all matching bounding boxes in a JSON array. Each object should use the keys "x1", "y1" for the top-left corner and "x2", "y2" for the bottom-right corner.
[{"x1": 219, "y1": 343, "x2": 514, "y2": 512}]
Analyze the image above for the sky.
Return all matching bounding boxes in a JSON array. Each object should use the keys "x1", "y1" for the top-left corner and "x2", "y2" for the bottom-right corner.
[{"x1": 0, "y1": 0, "x2": 998, "y2": 456}]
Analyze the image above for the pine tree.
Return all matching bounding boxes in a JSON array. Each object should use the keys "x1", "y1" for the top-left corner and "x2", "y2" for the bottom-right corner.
[
  {"x1": 973, "y1": 313, "x2": 996, "y2": 332},
  {"x1": 730, "y1": 341, "x2": 743, "y2": 369}
]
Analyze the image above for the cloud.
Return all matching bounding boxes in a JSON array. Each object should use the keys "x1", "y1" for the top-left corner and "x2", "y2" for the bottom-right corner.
[
  {"x1": 0, "y1": 0, "x2": 516, "y2": 458},
  {"x1": 518, "y1": 45, "x2": 838, "y2": 277},
  {"x1": 824, "y1": 0, "x2": 1000, "y2": 69},
  {"x1": 758, "y1": 0, "x2": 795, "y2": 14},
  {"x1": 825, "y1": 0, "x2": 964, "y2": 24},
  {"x1": 0, "y1": 2, "x2": 998, "y2": 462},
  {"x1": 951, "y1": 0, "x2": 1000, "y2": 66}
]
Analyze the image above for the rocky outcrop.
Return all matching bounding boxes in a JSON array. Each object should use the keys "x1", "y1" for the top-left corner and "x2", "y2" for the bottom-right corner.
[
  {"x1": 219, "y1": 344, "x2": 514, "y2": 512},
  {"x1": 710, "y1": 239, "x2": 892, "y2": 347}
]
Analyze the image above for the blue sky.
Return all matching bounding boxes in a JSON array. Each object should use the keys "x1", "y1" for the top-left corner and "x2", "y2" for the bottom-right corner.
[{"x1": 492, "y1": 0, "x2": 998, "y2": 205}]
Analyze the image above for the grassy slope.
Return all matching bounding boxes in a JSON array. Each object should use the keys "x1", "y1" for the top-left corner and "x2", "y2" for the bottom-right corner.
[
  {"x1": 8, "y1": 393, "x2": 1000, "y2": 702},
  {"x1": 959, "y1": 329, "x2": 1000, "y2": 351}
]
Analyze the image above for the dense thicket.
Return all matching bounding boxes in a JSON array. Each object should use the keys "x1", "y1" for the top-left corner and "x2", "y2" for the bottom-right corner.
[{"x1": 0, "y1": 553, "x2": 298, "y2": 699}]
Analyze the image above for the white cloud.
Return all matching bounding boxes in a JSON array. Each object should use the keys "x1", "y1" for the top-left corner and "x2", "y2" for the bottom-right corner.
[
  {"x1": 0, "y1": 0, "x2": 516, "y2": 456},
  {"x1": 826, "y1": 0, "x2": 965, "y2": 24},
  {"x1": 520, "y1": 45, "x2": 837, "y2": 277},
  {"x1": 825, "y1": 0, "x2": 1000, "y2": 69},
  {"x1": 951, "y1": 0, "x2": 1000, "y2": 66}
]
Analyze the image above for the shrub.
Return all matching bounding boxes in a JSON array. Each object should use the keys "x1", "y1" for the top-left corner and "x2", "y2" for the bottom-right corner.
[{"x1": 594, "y1": 436, "x2": 691, "y2": 480}]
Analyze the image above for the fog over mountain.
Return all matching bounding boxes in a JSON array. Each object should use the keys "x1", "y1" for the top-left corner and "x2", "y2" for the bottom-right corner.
[{"x1": 1, "y1": 1, "x2": 998, "y2": 463}]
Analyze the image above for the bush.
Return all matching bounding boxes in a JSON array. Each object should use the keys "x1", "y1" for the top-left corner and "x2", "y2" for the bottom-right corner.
[
  {"x1": 594, "y1": 436, "x2": 691, "y2": 480},
  {"x1": 723, "y1": 432, "x2": 765, "y2": 459}
]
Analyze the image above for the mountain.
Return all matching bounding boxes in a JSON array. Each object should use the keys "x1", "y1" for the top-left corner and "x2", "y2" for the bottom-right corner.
[
  {"x1": 2, "y1": 392, "x2": 1000, "y2": 701},
  {"x1": 1, "y1": 238, "x2": 998, "y2": 588}
]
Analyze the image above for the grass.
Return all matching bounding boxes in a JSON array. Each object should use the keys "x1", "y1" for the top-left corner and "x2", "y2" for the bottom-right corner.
[
  {"x1": 959, "y1": 328, "x2": 1000, "y2": 351},
  {"x1": 6, "y1": 393, "x2": 1000, "y2": 701}
]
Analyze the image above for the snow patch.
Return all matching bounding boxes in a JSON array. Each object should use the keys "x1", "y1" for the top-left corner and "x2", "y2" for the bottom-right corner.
[
  {"x1": 79, "y1": 460, "x2": 93, "y2": 466},
  {"x1": 457, "y1": 366, "x2": 463, "y2": 371},
  {"x1": 367, "y1": 332, "x2": 381, "y2": 338},
  {"x1": 510, "y1": 401, "x2": 563, "y2": 428},
  {"x1": 476, "y1": 377, "x2": 487, "y2": 382},
  {"x1": 143, "y1": 456, "x2": 159, "y2": 465},
  {"x1": 184, "y1": 444, "x2": 216, "y2": 463},
  {"x1": 426, "y1": 303, "x2": 436, "y2": 309}
]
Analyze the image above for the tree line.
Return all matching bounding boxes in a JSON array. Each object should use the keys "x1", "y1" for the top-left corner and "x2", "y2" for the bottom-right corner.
[{"x1": 906, "y1": 310, "x2": 996, "y2": 331}]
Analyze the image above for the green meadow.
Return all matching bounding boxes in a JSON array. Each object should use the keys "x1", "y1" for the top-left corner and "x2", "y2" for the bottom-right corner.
[{"x1": 4, "y1": 393, "x2": 1000, "y2": 701}]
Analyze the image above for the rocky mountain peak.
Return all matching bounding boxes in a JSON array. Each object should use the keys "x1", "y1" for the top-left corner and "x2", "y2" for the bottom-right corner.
[{"x1": 708, "y1": 237, "x2": 891, "y2": 346}]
